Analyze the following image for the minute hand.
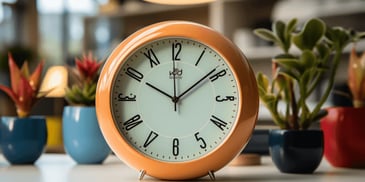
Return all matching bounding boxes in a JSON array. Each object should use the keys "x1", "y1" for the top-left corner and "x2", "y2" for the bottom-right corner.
[{"x1": 176, "y1": 68, "x2": 216, "y2": 100}]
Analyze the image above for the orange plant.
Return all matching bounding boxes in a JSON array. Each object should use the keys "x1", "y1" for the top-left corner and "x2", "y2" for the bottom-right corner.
[
  {"x1": 0, "y1": 53, "x2": 45, "y2": 118},
  {"x1": 348, "y1": 47, "x2": 365, "y2": 108}
]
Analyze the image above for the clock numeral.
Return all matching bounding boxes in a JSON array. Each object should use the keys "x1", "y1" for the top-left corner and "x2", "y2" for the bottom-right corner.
[
  {"x1": 209, "y1": 69, "x2": 227, "y2": 82},
  {"x1": 172, "y1": 43, "x2": 182, "y2": 61},
  {"x1": 124, "y1": 114, "x2": 143, "y2": 131},
  {"x1": 210, "y1": 115, "x2": 228, "y2": 131},
  {"x1": 118, "y1": 93, "x2": 136, "y2": 101},
  {"x1": 195, "y1": 49, "x2": 205, "y2": 66},
  {"x1": 172, "y1": 138, "x2": 179, "y2": 156},
  {"x1": 143, "y1": 131, "x2": 159, "y2": 148},
  {"x1": 216, "y1": 95, "x2": 235, "y2": 102},
  {"x1": 194, "y1": 132, "x2": 207, "y2": 149},
  {"x1": 126, "y1": 67, "x2": 144, "y2": 82},
  {"x1": 144, "y1": 48, "x2": 160, "y2": 68}
]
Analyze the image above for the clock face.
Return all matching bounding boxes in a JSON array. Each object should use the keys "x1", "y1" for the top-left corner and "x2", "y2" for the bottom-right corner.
[{"x1": 110, "y1": 37, "x2": 239, "y2": 162}]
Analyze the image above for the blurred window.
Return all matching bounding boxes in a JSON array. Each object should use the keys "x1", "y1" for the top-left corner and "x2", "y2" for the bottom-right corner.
[{"x1": 37, "y1": 0, "x2": 98, "y2": 65}]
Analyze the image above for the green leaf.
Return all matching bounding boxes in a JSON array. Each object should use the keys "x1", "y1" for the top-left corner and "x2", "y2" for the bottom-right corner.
[
  {"x1": 285, "y1": 18, "x2": 298, "y2": 36},
  {"x1": 277, "y1": 67, "x2": 300, "y2": 81},
  {"x1": 274, "y1": 21, "x2": 286, "y2": 44},
  {"x1": 253, "y1": 29, "x2": 279, "y2": 44},
  {"x1": 257, "y1": 73, "x2": 271, "y2": 97},
  {"x1": 261, "y1": 94, "x2": 278, "y2": 112},
  {"x1": 258, "y1": 86, "x2": 268, "y2": 98},
  {"x1": 283, "y1": 18, "x2": 298, "y2": 52},
  {"x1": 273, "y1": 75, "x2": 283, "y2": 90},
  {"x1": 299, "y1": 50, "x2": 317, "y2": 68},
  {"x1": 325, "y1": 27, "x2": 352, "y2": 50},
  {"x1": 257, "y1": 73, "x2": 269, "y2": 90},
  {"x1": 355, "y1": 32, "x2": 365, "y2": 40},
  {"x1": 292, "y1": 18, "x2": 326, "y2": 51},
  {"x1": 274, "y1": 56, "x2": 304, "y2": 79},
  {"x1": 316, "y1": 43, "x2": 330, "y2": 61},
  {"x1": 275, "y1": 58, "x2": 302, "y2": 70}
]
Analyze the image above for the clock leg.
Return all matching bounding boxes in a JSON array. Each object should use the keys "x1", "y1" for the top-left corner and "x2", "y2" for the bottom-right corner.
[
  {"x1": 138, "y1": 170, "x2": 146, "y2": 180},
  {"x1": 208, "y1": 171, "x2": 216, "y2": 181}
]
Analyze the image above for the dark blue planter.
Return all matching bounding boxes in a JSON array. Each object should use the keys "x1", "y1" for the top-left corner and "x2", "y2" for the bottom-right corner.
[
  {"x1": 63, "y1": 106, "x2": 111, "y2": 164},
  {"x1": 0, "y1": 116, "x2": 47, "y2": 164},
  {"x1": 269, "y1": 130, "x2": 324, "y2": 173}
]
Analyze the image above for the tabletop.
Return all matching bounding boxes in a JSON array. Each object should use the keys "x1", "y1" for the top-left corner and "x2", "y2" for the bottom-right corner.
[{"x1": 1, "y1": 154, "x2": 364, "y2": 182}]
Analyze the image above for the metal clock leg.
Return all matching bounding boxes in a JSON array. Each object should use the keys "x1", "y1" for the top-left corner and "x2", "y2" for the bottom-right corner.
[
  {"x1": 208, "y1": 171, "x2": 216, "y2": 181},
  {"x1": 138, "y1": 170, "x2": 146, "y2": 180}
]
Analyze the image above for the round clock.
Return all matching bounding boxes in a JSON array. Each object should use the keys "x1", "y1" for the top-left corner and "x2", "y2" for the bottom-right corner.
[{"x1": 96, "y1": 21, "x2": 259, "y2": 180}]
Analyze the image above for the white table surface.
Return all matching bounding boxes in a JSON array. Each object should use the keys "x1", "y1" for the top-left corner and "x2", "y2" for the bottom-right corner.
[{"x1": 1, "y1": 154, "x2": 364, "y2": 182}]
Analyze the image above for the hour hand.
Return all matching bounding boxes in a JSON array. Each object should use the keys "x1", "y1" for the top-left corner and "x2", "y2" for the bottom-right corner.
[{"x1": 145, "y1": 82, "x2": 174, "y2": 100}]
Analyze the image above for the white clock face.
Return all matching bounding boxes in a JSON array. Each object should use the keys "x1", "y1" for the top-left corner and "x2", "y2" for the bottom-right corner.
[{"x1": 111, "y1": 38, "x2": 239, "y2": 162}]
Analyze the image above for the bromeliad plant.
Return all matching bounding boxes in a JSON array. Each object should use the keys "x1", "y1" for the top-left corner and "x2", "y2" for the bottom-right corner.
[
  {"x1": 254, "y1": 18, "x2": 364, "y2": 130},
  {"x1": 0, "y1": 53, "x2": 45, "y2": 118},
  {"x1": 65, "y1": 52, "x2": 102, "y2": 106}
]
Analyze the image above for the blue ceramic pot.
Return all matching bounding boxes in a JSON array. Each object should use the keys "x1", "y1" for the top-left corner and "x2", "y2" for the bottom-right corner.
[
  {"x1": 63, "y1": 106, "x2": 110, "y2": 164},
  {"x1": 269, "y1": 130, "x2": 323, "y2": 173},
  {"x1": 0, "y1": 116, "x2": 47, "y2": 164}
]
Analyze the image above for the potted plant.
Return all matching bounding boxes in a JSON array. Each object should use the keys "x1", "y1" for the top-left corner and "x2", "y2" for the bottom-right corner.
[
  {"x1": 320, "y1": 38, "x2": 365, "y2": 168},
  {"x1": 62, "y1": 52, "x2": 110, "y2": 164},
  {"x1": 0, "y1": 53, "x2": 47, "y2": 164},
  {"x1": 254, "y1": 18, "x2": 361, "y2": 173}
]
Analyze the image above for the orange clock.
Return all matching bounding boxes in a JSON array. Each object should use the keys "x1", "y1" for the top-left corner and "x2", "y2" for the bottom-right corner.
[{"x1": 96, "y1": 21, "x2": 259, "y2": 180}]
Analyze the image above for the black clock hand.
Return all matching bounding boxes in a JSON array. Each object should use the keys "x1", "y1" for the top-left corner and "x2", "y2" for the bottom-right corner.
[
  {"x1": 176, "y1": 68, "x2": 216, "y2": 101},
  {"x1": 172, "y1": 54, "x2": 178, "y2": 111},
  {"x1": 146, "y1": 82, "x2": 174, "y2": 100}
]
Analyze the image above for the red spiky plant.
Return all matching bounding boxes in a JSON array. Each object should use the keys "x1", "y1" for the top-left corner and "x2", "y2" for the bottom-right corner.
[
  {"x1": 65, "y1": 52, "x2": 102, "y2": 106},
  {"x1": 0, "y1": 53, "x2": 45, "y2": 118}
]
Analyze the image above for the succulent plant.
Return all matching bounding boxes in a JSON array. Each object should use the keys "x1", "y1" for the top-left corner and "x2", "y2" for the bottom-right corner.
[
  {"x1": 348, "y1": 46, "x2": 365, "y2": 108},
  {"x1": 0, "y1": 53, "x2": 45, "y2": 118},
  {"x1": 65, "y1": 52, "x2": 102, "y2": 106},
  {"x1": 254, "y1": 18, "x2": 364, "y2": 130}
]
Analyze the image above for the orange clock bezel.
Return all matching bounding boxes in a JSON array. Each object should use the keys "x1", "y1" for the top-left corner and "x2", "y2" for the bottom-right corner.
[{"x1": 96, "y1": 21, "x2": 259, "y2": 180}]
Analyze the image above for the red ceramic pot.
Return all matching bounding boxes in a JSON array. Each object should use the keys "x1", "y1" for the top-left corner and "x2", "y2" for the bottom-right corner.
[{"x1": 320, "y1": 107, "x2": 365, "y2": 168}]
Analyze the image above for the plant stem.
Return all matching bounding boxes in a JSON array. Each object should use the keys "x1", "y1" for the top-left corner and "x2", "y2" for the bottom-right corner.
[
  {"x1": 308, "y1": 48, "x2": 343, "y2": 124},
  {"x1": 288, "y1": 80, "x2": 299, "y2": 129}
]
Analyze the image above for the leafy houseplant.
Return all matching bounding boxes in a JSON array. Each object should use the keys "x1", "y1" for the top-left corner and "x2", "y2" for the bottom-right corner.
[
  {"x1": 0, "y1": 53, "x2": 47, "y2": 164},
  {"x1": 254, "y1": 18, "x2": 363, "y2": 173},
  {"x1": 255, "y1": 18, "x2": 360, "y2": 130},
  {"x1": 62, "y1": 52, "x2": 110, "y2": 164}
]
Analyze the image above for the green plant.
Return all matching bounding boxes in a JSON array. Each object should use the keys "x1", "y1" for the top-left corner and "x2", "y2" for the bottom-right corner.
[
  {"x1": 65, "y1": 52, "x2": 102, "y2": 106},
  {"x1": 0, "y1": 53, "x2": 45, "y2": 118},
  {"x1": 254, "y1": 18, "x2": 364, "y2": 130}
]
